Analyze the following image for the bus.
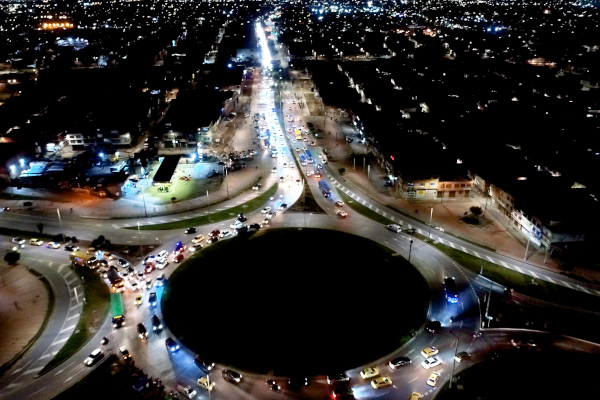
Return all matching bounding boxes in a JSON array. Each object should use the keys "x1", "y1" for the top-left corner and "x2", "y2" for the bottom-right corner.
[
  {"x1": 295, "y1": 128, "x2": 303, "y2": 140},
  {"x1": 444, "y1": 276, "x2": 459, "y2": 303},
  {"x1": 318, "y1": 180, "x2": 332, "y2": 198},
  {"x1": 300, "y1": 155, "x2": 307, "y2": 166},
  {"x1": 111, "y1": 292, "x2": 125, "y2": 328},
  {"x1": 304, "y1": 150, "x2": 314, "y2": 164}
]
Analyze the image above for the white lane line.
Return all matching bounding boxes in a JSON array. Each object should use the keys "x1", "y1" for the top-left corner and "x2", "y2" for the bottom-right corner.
[
  {"x1": 561, "y1": 281, "x2": 573, "y2": 289},
  {"x1": 66, "y1": 278, "x2": 77, "y2": 286},
  {"x1": 461, "y1": 246, "x2": 468, "y2": 252},
  {"x1": 382, "y1": 212, "x2": 387, "y2": 217},
  {"x1": 51, "y1": 337, "x2": 69, "y2": 346},
  {"x1": 62, "y1": 270, "x2": 73, "y2": 279},
  {"x1": 577, "y1": 286, "x2": 591, "y2": 294},
  {"x1": 529, "y1": 271, "x2": 539, "y2": 279},
  {"x1": 390, "y1": 216, "x2": 395, "y2": 221},
  {"x1": 351, "y1": 193, "x2": 356, "y2": 199},
  {"x1": 409, "y1": 376, "x2": 418, "y2": 383},
  {"x1": 499, "y1": 260, "x2": 511, "y2": 269},
  {"x1": 66, "y1": 313, "x2": 79, "y2": 321},
  {"x1": 544, "y1": 275, "x2": 556, "y2": 284},
  {"x1": 69, "y1": 304, "x2": 79, "y2": 311},
  {"x1": 39, "y1": 351, "x2": 59, "y2": 360},
  {"x1": 57, "y1": 264, "x2": 66, "y2": 273},
  {"x1": 449, "y1": 241, "x2": 456, "y2": 248},
  {"x1": 361, "y1": 199, "x2": 366, "y2": 205},
  {"x1": 473, "y1": 251, "x2": 481, "y2": 258},
  {"x1": 486, "y1": 255, "x2": 495, "y2": 263},
  {"x1": 368, "y1": 204, "x2": 373, "y2": 210},
  {"x1": 514, "y1": 266, "x2": 524, "y2": 273},
  {"x1": 112, "y1": 224, "x2": 120, "y2": 229},
  {"x1": 59, "y1": 324, "x2": 76, "y2": 334},
  {"x1": 375, "y1": 207, "x2": 380, "y2": 213},
  {"x1": 64, "y1": 368, "x2": 85, "y2": 382},
  {"x1": 5, "y1": 383, "x2": 20, "y2": 389},
  {"x1": 595, "y1": 289, "x2": 600, "y2": 296},
  {"x1": 22, "y1": 366, "x2": 43, "y2": 375},
  {"x1": 28, "y1": 386, "x2": 47, "y2": 397}
]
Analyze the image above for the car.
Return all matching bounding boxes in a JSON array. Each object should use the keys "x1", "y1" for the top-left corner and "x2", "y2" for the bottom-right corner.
[
  {"x1": 190, "y1": 243, "x2": 203, "y2": 252},
  {"x1": 306, "y1": 170, "x2": 312, "y2": 176},
  {"x1": 191, "y1": 234, "x2": 205, "y2": 245},
  {"x1": 184, "y1": 227, "x2": 196, "y2": 234},
  {"x1": 177, "y1": 384, "x2": 196, "y2": 399},
  {"x1": 288, "y1": 377, "x2": 310, "y2": 388},
  {"x1": 222, "y1": 369, "x2": 242, "y2": 383},
  {"x1": 137, "y1": 322, "x2": 148, "y2": 339},
  {"x1": 87, "y1": 247, "x2": 96, "y2": 255},
  {"x1": 235, "y1": 226, "x2": 248, "y2": 235},
  {"x1": 12, "y1": 237, "x2": 25, "y2": 245},
  {"x1": 47, "y1": 242, "x2": 60, "y2": 249},
  {"x1": 279, "y1": 176, "x2": 284, "y2": 182},
  {"x1": 30, "y1": 238, "x2": 43, "y2": 246},
  {"x1": 64, "y1": 244, "x2": 79, "y2": 252},
  {"x1": 248, "y1": 223, "x2": 261, "y2": 232},
  {"x1": 261, "y1": 206, "x2": 272, "y2": 214},
  {"x1": 208, "y1": 230, "x2": 220, "y2": 238},
  {"x1": 425, "y1": 320, "x2": 442, "y2": 333},
  {"x1": 237, "y1": 214, "x2": 247, "y2": 222},
  {"x1": 332, "y1": 387, "x2": 354, "y2": 398},
  {"x1": 371, "y1": 376, "x2": 392, "y2": 389},
  {"x1": 174, "y1": 253, "x2": 184, "y2": 263},
  {"x1": 409, "y1": 392, "x2": 423, "y2": 400},
  {"x1": 511, "y1": 339, "x2": 538, "y2": 350},
  {"x1": 455, "y1": 351, "x2": 471, "y2": 362},
  {"x1": 145, "y1": 279, "x2": 152, "y2": 289},
  {"x1": 421, "y1": 347, "x2": 439, "y2": 358},
  {"x1": 421, "y1": 356, "x2": 442, "y2": 369},
  {"x1": 103, "y1": 252, "x2": 114, "y2": 260},
  {"x1": 271, "y1": 167, "x2": 277, "y2": 173},
  {"x1": 155, "y1": 273, "x2": 165, "y2": 287},
  {"x1": 134, "y1": 294, "x2": 143, "y2": 306},
  {"x1": 149, "y1": 292, "x2": 157, "y2": 307},
  {"x1": 197, "y1": 376, "x2": 215, "y2": 391},
  {"x1": 336, "y1": 210, "x2": 348, "y2": 218},
  {"x1": 143, "y1": 254, "x2": 156, "y2": 265},
  {"x1": 387, "y1": 224, "x2": 402, "y2": 233},
  {"x1": 426, "y1": 371, "x2": 440, "y2": 387},
  {"x1": 279, "y1": 203, "x2": 287, "y2": 211},
  {"x1": 327, "y1": 373, "x2": 350, "y2": 385},
  {"x1": 283, "y1": 162, "x2": 287, "y2": 168},
  {"x1": 151, "y1": 314, "x2": 163, "y2": 331},
  {"x1": 252, "y1": 183, "x2": 262, "y2": 190},
  {"x1": 206, "y1": 236, "x2": 219, "y2": 244},
  {"x1": 231, "y1": 220, "x2": 243, "y2": 229},
  {"x1": 84, "y1": 348, "x2": 104, "y2": 366},
  {"x1": 130, "y1": 280, "x2": 141, "y2": 291},
  {"x1": 335, "y1": 200, "x2": 344, "y2": 207},
  {"x1": 266, "y1": 379, "x2": 281, "y2": 391},
  {"x1": 119, "y1": 346, "x2": 132, "y2": 361},
  {"x1": 434, "y1": 226, "x2": 445, "y2": 232},
  {"x1": 360, "y1": 367, "x2": 379, "y2": 379},
  {"x1": 173, "y1": 242, "x2": 186, "y2": 254},
  {"x1": 156, "y1": 258, "x2": 168, "y2": 269},
  {"x1": 137, "y1": 271, "x2": 144, "y2": 281},
  {"x1": 166, "y1": 337, "x2": 180, "y2": 353},
  {"x1": 406, "y1": 228, "x2": 416, "y2": 235},
  {"x1": 157, "y1": 250, "x2": 168, "y2": 260},
  {"x1": 219, "y1": 229, "x2": 231, "y2": 238},
  {"x1": 144, "y1": 264, "x2": 155, "y2": 274},
  {"x1": 116, "y1": 258, "x2": 129, "y2": 268},
  {"x1": 194, "y1": 355, "x2": 215, "y2": 371},
  {"x1": 388, "y1": 356, "x2": 411, "y2": 369}
]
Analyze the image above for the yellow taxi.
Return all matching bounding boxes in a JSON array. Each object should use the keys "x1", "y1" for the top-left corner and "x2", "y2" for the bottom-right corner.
[
  {"x1": 134, "y1": 294, "x2": 143, "y2": 306},
  {"x1": 421, "y1": 347, "x2": 439, "y2": 358},
  {"x1": 426, "y1": 371, "x2": 440, "y2": 387},
  {"x1": 409, "y1": 392, "x2": 423, "y2": 400},
  {"x1": 360, "y1": 367, "x2": 379, "y2": 380},
  {"x1": 371, "y1": 376, "x2": 392, "y2": 389},
  {"x1": 192, "y1": 235, "x2": 205, "y2": 244}
]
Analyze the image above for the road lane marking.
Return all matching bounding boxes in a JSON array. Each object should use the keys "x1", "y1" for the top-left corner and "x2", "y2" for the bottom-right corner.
[
  {"x1": 461, "y1": 246, "x2": 468, "y2": 252},
  {"x1": 66, "y1": 313, "x2": 79, "y2": 321},
  {"x1": 59, "y1": 324, "x2": 76, "y2": 334},
  {"x1": 112, "y1": 224, "x2": 120, "y2": 229},
  {"x1": 473, "y1": 251, "x2": 481, "y2": 258},
  {"x1": 544, "y1": 275, "x2": 555, "y2": 283},
  {"x1": 69, "y1": 304, "x2": 79, "y2": 311},
  {"x1": 66, "y1": 278, "x2": 77, "y2": 286},
  {"x1": 40, "y1": 351, "x2": 59, "y2": 360},
  {"x1": 561, "y1": 281, "x2": 573, "y2": 289},
  {"x1": 486, "y1": 255, "x2": 495, "y2": 263},
  {"x1": 409, "y1": 376, "x2": 418, "y2": 383},
  {"x1": 448, "y1": 241, "x2": 456, "y2": 248},
  {"x1": 22, "y1": 366, "x2": 43, "y2": 375},
  {"x1": 28, "y1": 386, "x2": 47, "y2": 397},
  {"x1": 51, "y1": 337, "x2": 69, "y2": 346},
  {"x1": 513, "y1": 266, "x2": 524, "y2": 273},
  {"x1": 57, "y1": 264, "x2": 66, "y2": 273},
  {"x1": 64, "y1": 368, "x2": 85, "y2": 382},
  {"x1": 529, "y1": 271, "x2": 539, "y2": 279},
  {"x1": 577, "y1": 286, "x2": 591, "y2": 294}
]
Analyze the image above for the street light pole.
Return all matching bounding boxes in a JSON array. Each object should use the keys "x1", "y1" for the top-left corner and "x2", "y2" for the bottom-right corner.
[
  {"x1": 449, "y1": 331, "x2": 459, "y2": 390},
  {"x1": 428, "y1": 206, "x2": 434, "y2": 238},
  {"x1": 141, "y1": 184, "x2": 148, "y2": 217},
  {"x1": 56, "y1": 208, "x2": 66, "y2": 243},
  {"x1": 408, "y1": 239, "x2": 413, "y2": 262},
  {"x1": 224, "y1": 166, "x2": 229, "y2": 199},
  {"x1": 137, "y1": 220, "x2": 143, "y2": 260},
  {"x1": 366, "y1": 165, "x2": 370, "y2": 197},
  {"x1": 207, "y1": 190, "x2": 210, "y2": 223}
]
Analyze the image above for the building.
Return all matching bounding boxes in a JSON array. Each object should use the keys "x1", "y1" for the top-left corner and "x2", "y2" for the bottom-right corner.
[{"x1": 62, "y1": 129, "x2": 132, "y2": 151}]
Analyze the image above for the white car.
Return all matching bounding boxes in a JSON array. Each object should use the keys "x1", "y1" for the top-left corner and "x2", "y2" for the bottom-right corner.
[
  {"x1": 130, "y1": 281, "x2": 141, "y2": 291},
  {"x1": 84, "y1": 348, "x2": 104, "y2": 366},
  {"x1": 219, "y1": 230, "x2": 232, "y2": 238},
  {"x1": 157, "y1": 250, "x2": 169, "y2": 260},
  {"x1": 261, "y1": 206, "x2": 272, "y2": 214},
  {"x1": 271, "y1": 167, "x2": 277, "y2": 173},
  {"x1": 266, "y1": 211, "x2": 276, "y2": 219},
  {"x1": 156, "y1": 258, "x2": 168, "y2": 270},
  {"x1": 434, "y1": 226, "x2": 445, "y2": 232},
  {"x1": 30, "y1": 238, "x2": 43, "y2": 246},
  {"x1": 12, "y1": 237, "x2": 25, "y2": 245},
  {"x1": 230, "y1": 221, "x2": 243, "y2": 229},
  {"x1": 421, "y1": 356, "x2": 442, "y2": 369},
  {"x1": 252, "y1": 184, "x2": 262, "y2": 190},
  {"x1": 189, "y1": 243, "x2": 203, "y2": 253},
  {"x1": 47, "y1": 242, "x2": 61, "y2": 249},
  {"x1": 387, "y1": 224, "x2": 402, "y2": 233}
]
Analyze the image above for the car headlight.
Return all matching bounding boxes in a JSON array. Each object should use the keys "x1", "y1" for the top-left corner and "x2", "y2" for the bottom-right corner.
[
  {"x1": 159, "y1": 324, "x2": 163, "y2": 329},
  {"x1": 153, "y1": 326, "x2": 157, "y2": 330},
  {"x1": 176, "y1": 345, "x2": 180, "y2": 349}
]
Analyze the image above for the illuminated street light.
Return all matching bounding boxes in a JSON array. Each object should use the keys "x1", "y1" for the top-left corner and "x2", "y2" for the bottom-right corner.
[{"x1": 19, "y1": 159, "x2": 25, "y2": 166}]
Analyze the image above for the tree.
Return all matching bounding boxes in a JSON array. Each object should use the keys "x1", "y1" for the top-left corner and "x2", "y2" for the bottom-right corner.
[
  {"x1": 338, "y1": 167, "x2": 346, "y2": 175},
  {"x1": 37, "y1": 223, "x2": 44, "y2": 234},
  {"x1": 470, "y1": 206, "x2": 483, "y2": 218},
  {"x1": 4, "y1": 251, "x2": 20, "y2": 265}
]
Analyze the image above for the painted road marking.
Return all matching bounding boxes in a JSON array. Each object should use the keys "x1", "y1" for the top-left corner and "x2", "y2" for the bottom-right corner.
[
  {"x1": 361, "y1": 199, "x2": 366, "y2": 205},
  {"x1": 57, "y1": 264, "x2": 66, "y2": 273},
  {"x1": 382, "y1": 212, "x2": 387, "y2": 217},
  {"x1": 40, "y1": 351, "x2": 59, "y2": 360},
  {"x1": 561, "y1": 281, "x2": 573, "y2": 289},
  {"x1": 514, "y1": 266, "x2": 524, "y2": 274},
  {"x1": 368, "y1": 204, "x2": 373, "y2": 210},
  {"x1": 449, "y1": 241, "x2": 456, "y2": 248},
  {"x1": 51, "y1": 337, "x2": 69, "y2": 346},
  {"x1": 500, "y1": 260, "x2": 510, "y2": 268},
  {"x1": 577, "y1": 286, "x2": 590, "y2": 294},
  {"x1": 69, "y1": 304, "x2": 79, "y2": 311},
  {"x1": 59, "y1": 324, "x2": 76, "y2": 334},
  {"x1": 66, "y1": 313, "x2": 79, "y2": 321},
  {"x1": 486, "y1": 255, "x2": 495, "y2": 263},
  {"x1": 529, "y1": 271, "x2": 539, "y2": 279},
  {"x1": 112, "y1": 224, "x2": 120, "y2": 229},
  {"x1": 473, "y1": 251, "x2": 481, "y2": 258},
  {"x1": 28, "y1": 386, "x2": 47, "y2": 397},
  {"x1": 22, "y1": 366, "x2": 43, "y2": 375},
  {"x1": 390, "y1": 216, "x2": 395, "y2": 221},
  {"x1": 64, "y1": 368, "x2": 85, "y2": 382},
  {"x1": 461, "y1": 246, "x2": 468, "y2": 252},
  {"x1": 66, "y1": 278, "x2": 77, "y2": 286},
  {"x1": 409, "y1": 376, "x2": 418, "y2": 383},
  {"x1": 544, "y1": 275, "x2": 555, "y2": 283}
]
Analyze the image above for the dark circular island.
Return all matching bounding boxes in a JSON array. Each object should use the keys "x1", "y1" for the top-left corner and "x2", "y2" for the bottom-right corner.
[{"x1": 162, "y1": 228, "x2": 428, "y2": 376}]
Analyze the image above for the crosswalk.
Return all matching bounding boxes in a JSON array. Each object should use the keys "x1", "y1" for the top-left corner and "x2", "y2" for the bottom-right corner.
[{"x1": 328, "y1": 178, "x2": 600, "y2": 298}]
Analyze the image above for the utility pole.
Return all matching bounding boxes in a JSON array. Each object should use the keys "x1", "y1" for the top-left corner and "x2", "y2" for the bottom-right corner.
[
  {"x1": 207, "y1": 190, "x2": 210, "y2": 223},
  {"x1": 523, "y1": 236, "x2": 530, "y2": 261},
  {"x1": 353, "y1": 158, "x2": 355, "y2": 171},
  {"x1": 366, "y1": 165, "x2": 370, "y2": 197},
  {"x1": 408, "y1": 239, "x2": 413, "y2": 262},
  {"x1": 141, "y1": 184, "x2": 148, "y2": 217},
  {"x1": 485, "y1": 280, "x2": 493, "y2": 327},
  {"x1": 428, "y1": 206, "x2": 434, "y2": 238},
  {"x1": 56, "y1": 208, "x2": 66, "y2": 243},
  {"x1": 449, "y1": 331, "x2": 459, "y2": 390},
  {"x1": 137, "y1": 221, "x2": 143, "y2": 260},
  {"x1": 224, "y1": 166, "x2": 229, "y2": 199}
]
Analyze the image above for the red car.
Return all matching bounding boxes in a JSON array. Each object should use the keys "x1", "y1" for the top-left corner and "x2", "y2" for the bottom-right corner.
[
  {"x1": 174, "y1": 253, "x2": 184, "y2": 263},
  {"x1": 144, "y1": 264, "x2": 155, "y2": 274},
  {"x1": 208, "y1": 229, "x2": 220, "y2": 238}
]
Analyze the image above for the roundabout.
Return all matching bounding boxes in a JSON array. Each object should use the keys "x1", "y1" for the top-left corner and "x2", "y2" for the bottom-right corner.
[{"x1": 162, "y1": 228, "x2": 429, "y2": 376}]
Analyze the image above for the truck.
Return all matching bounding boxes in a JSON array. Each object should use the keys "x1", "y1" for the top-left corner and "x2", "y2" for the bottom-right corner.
[
  {"x1": 106, "y1": 266, "x2": 125, "y2": 293},
  {"x1": 111, "y1": 292, "x2": 125, "y2": 328},
  {"x1": 318, "y1": 180, "x2": 332, "y2": 198},
  {"x1": 69, "y1": 251, "x2": 96, "y2": 269}
]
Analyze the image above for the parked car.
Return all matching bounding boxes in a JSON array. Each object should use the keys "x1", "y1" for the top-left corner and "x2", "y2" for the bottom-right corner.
[{"x1": 184, "y1": 227, "x2": 196, "y2": 234}]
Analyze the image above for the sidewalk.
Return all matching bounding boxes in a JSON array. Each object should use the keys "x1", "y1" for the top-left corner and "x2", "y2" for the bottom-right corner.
[{"x1": 301, "y1": 95, "x2": 600, "y2": 284}]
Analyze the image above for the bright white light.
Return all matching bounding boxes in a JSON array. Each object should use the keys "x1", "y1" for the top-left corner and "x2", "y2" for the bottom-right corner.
[
  {"x1": 19, "y1": 159, "x2": 25, "y2": 165},
  {"x1": 99, "y1": 153, "x2": 104, "y2": 157},
  {"x1": 10, "y1": 165, "x2": 15, "y2": 171}
]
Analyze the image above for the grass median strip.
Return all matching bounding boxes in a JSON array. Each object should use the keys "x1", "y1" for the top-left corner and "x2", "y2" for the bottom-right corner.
[
  {"x1": 40, "y1": 267, "x2": 110, "y2": 375},
  {"x1": 129, "y1": 183, "x2": 278, "y2": 231},
  {"x1": 431, "y1": 241, "x2": 600, "y2": 311},
  {"x1": 338, "y1": 190, "x2": 395, "y2": 226}
]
